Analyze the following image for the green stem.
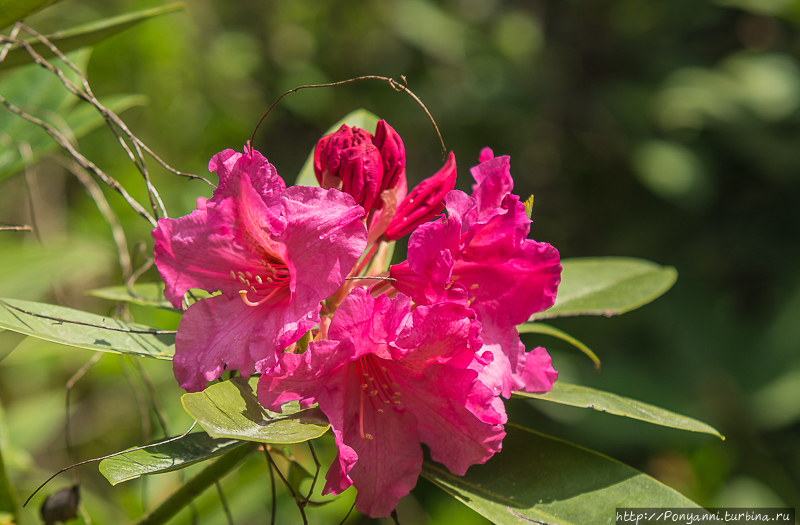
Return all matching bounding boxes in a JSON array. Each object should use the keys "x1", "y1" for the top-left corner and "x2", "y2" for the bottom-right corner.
[{"x1": 136, "y1": 441, "x2": 258, "y2": 525}]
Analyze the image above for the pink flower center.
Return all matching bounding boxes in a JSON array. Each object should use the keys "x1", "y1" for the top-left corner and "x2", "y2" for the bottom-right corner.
[
  {"x1": 233, "y1": 256, "x2": 291, "y2": 307},
  {"x1": 354, "y1": 354, "x2": 403, "y2": 441}
]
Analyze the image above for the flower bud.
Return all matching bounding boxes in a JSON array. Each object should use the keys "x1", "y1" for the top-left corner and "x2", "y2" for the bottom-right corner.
[
  {"x1": 372, "y1": 120, "x2": 406, "y2": 206},
  {"x1": 314, "y1": 124, "x2": 383, "y2": 211},
  {"x1": 384, "y1": 152, "x2": 457, "y2": 240}
]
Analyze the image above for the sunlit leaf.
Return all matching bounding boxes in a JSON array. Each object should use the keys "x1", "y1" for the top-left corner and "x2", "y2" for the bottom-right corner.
[
  {"x1": 0, "y1": 0, "x2": 59, "y2": 30},
  {"x1": 87, "y1": 283, "x2": 175, "y2": 311},
  {"x1": 294, "y1": 108, "x2": 381, "y2": 186},
  {"x1": 0, "y1": 239, "x2": 112, "y2": 300},
  {"x1": 518, "y1": 321, "x2": 600, "y2": 369},
  {"x1": 0, "y1": 298, "x2": 174, "y2": 359},
  {"x1": 0, "y1": 4, "x2": 186, "y2": 70},
  {"x1": 532, "y1": 257, "x2": 677, "y2": 319},
  {"x1": 99, "y1": 433, "x2": 243, "y2": 486},
  {"x1": 523, "y1": 194, "x2": 534, "y2": 219},
  {"x1": 516, "y1": 382, "x2": 723, "y2": 438},
  {"x1": 422, "y1": 424, "x2": 702, "y2": 524},
  {"x1": 182, "y1": 377, "x2": 330, "y2": 444}
]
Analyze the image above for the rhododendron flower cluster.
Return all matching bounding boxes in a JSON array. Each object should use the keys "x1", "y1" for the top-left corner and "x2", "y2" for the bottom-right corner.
[{"x1": 153, "y1": 122, "x2": 561, "y2": 518}]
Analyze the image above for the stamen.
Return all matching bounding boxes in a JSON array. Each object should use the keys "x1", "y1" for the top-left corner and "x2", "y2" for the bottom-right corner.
[
  {"x1": 256, "y1": 276, "x2": 262, "y2": 284},
  {"x1": 230, "y1": 270, "x2": 236, "y2": 280}
]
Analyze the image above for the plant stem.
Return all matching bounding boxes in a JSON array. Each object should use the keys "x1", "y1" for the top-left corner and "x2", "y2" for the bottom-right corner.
[{"x1": 136, "y1": 441, "x2": 258, "y2": 525}]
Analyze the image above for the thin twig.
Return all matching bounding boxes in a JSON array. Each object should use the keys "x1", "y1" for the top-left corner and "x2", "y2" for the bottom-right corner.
[
  {"x1": 344, "y1": 276, "x2": 395, "y2": 281},
  {"x1": 305, "y1": 441, "x2": 321, "y2": 503},
  {"x1": 263, "y1": 447, "x2": 308, "y2": 525},
  {"x1": 126, "y1": 255, "x2": 154, "y2": 299},
  {"x1": 0, "y1": 299, "x2": 176, "y2": 334},
  {"x1": 65, "y1": 353, "x2": 104, "y2": 484},
  {"x1": 268, "y1": 451, "x2": 276, "y2": 525},
  {"x1": 0, "y1": 224, "x2": 32, "y2": 232},
  {"x1": 338, "y1": 501, "x2": 356, "y2": 525},
  {"x1": 250, "y1": 75, "x2": 446, "y2": 161},
  {"x1": 51, "y1": 155, "x2": 133, "y2": 279},
  {"x1": 20, "y1": 143, "x2": 42, "y2": 243},
  {"x1": 216, "y1": 481, "x2": 234, "y2": 525},
  {"x1": 24, "y1": 422, "x2": 197, "y2": 507},
  {"x1": 132, "y1": 359, "x2": 170, "y2": 436}
]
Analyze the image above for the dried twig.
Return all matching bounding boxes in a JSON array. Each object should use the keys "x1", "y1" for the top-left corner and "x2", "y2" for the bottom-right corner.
[
  {"x1": 24, "y1": 422, "x2": 197, "y2": 507},
  {"x1": 0, "y1": 223, "x2": 32, "y2": 232},
  {"x1": 263, "y1": 448, "x2": 308, "y2": 525},
  {"x1": 250, "y1": 75, "x2": 446, "y2": 162}
]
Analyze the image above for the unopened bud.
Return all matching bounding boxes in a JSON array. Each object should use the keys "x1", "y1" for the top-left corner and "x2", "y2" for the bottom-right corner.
[
  {"x1": 384, "y1": 152, "x2": 457, "y2": 240},
  {"x1": 372, "y1": 120, "x2": 406, "y2": 207},
  {"x1": 314, "y1": 124, "x2": 383, "y2": 211}
]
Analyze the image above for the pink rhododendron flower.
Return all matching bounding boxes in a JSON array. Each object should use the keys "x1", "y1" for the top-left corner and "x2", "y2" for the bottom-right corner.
[
  {"x1": 314, "y1": 120, "x2": 405, "y2": 212},
  {"x1": 390, "y1": 153, "x2": 561, "y2": 397},
  {"x1": 383, "y1": 151, "x2": 457, "y2": 240},
  {"x1": 258, "y1": 288, "x2": 505, "y2": 518},
  {"x1": 152, "y1": 147, "x2": 367, "y2": 392}
]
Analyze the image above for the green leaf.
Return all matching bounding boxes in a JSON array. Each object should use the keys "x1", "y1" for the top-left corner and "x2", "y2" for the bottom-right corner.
[
  {"x1": 87, "y1": 283, "x2": 175, "y2": 311},
  {"x1": 518, "y1": 321, "x2": 601, "y2": 369},
  {"x1": 422, "y1": 423, "x2": 702, "y2": 525},
  {"x1": 524, "y1": 194, "x2": 534, "y2": 219},
  {"x1": 0, "y1": 4, "x2": 186, "y2": 70},
  {"x1": 0, "y1": 239, "x2": 112, "y2": 300},
  {"x1": 532, "y1": 257, "x2": 678, "y2": 319},
  {"x1": 0, "y1": 298, "x2": 174, "y2": 359},
  {"x1": 182, "y1": 377, "x2": 330, "y2": 444},
  {"x1": 99, "y1": 433, "x2": 243, "y2": 486},
  {"x1": 0, "y1": 0, "x2": 59, "y2": 29},
  {"x1": 294, "y1": 108, "x2": 381, "y2": 186},
  {"x1": 515, "y1": 382, "x2": 723, "y2": 438}
]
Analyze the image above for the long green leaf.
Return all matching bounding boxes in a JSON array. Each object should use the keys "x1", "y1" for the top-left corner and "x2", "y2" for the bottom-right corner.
[
  {"x1": 182, "y1": 377, "x2": 330, "y2": 444},
  {"x1": 516, "y1": 382, "x2": 723, "y2": 438},
  {"x1": 87, "y1": 283, "x2": 175, "y2": 311},
  {"x1": 99, "y1": 433, "x2": 243, "y2": 486},
  {"x1": 422, "y1": 423, "x2": 703, "y2": 525},
  {"x1": 0, "y1": 0, "x2": 59, "y2": 29},
  {"x1": 518, "y1": 321, "x2": 601, "y2": 369},
  {"x1": 532, "y1": 257, "x2": 677, "y2": 319},
  {"x1": 0, "y1": 298, "x2": 174, "y2": 359},
  {"x1": 294, "y1": 108, "x2": 381, "y2": 186},
  {"x1": 0, "y1": 4, "x2": 186, "y2": 70}
]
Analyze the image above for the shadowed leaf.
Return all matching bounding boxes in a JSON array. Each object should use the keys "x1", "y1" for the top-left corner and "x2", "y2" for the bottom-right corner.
[
  {"x1": 422, "y1": 424, "x2": 704, "y2": 524},
  {"x1": 99, "y1": 433, "x2": 243, "y2": 486}
]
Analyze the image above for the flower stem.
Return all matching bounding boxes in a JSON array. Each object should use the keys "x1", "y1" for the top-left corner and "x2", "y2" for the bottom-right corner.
[{"x1": 136, "y1": 441, "x2": 259, "y2": 525}]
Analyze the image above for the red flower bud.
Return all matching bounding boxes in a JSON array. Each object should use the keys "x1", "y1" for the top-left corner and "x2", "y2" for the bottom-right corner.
[
  {"x1": 384, "y1": 152, "x2": 457, "y2": 241},
  {"x1": 313, "y1": 120, "x2": 407, "y2": 212},
  {"x1": 314, "y1": 124, "x2": 383, "y2": 211},
  {"x1": 372, "y1": 120, "x2": 406, "y2": 206}
]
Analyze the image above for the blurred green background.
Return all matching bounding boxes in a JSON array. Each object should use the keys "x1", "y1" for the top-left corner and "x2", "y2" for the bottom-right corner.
[{"x1": 2, "y1": 0, "x2": 800, "y2": 523}]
